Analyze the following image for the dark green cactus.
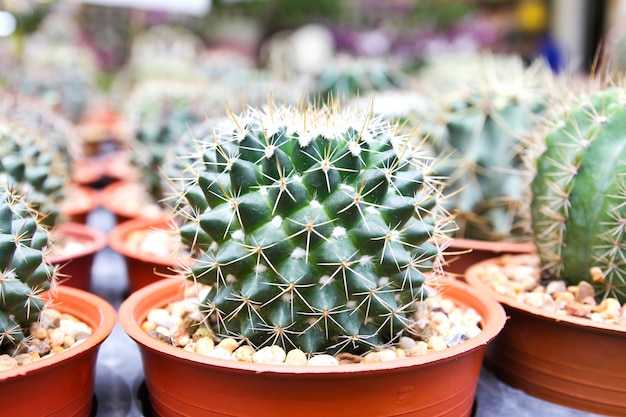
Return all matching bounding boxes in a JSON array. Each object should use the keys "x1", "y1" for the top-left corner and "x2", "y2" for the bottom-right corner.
[
  {"x1": 0, "y1": 121, "x2": 70, "y2": 227},
  {"x1": 418, "y1": 54, "x2": 553, "y2": 241},
  {"x1": 530, "y1": 86, "x2": 626, "y2": 303},
  {"x1": 0, "y1": 186, "x2": 56, "y2": 354},
  {"x1": 172, "y1": 102, "x2": 454, "y2": 354}
]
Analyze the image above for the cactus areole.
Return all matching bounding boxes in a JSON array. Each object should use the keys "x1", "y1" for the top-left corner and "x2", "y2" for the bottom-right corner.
[
  {"x1": 531, "y1": 87, "x2": 626, "y2": 302},
  {"x1": 0, "y1": 187, "x2": 55, "y2": 354},
  {"x1": 174, "y1": 102, "x2": 453, "y2": 354}
]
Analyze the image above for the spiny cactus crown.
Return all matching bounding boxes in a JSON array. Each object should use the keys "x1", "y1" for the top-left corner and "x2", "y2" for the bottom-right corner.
[
  {"x1": 0, "y1": 186, "x2": 56, "y2": 354},
  {"x1": 529, "y1": 85, "x2": 626, "y2": 303},
  {"x1": 172, "y1": 102, "x2": 454, "y2": 355},
  {"x1": 0, "y1": 121, "x2": 70, "y2": 227},
  {"x1": 418, "y1": 53, "x2": 553, "y2": 241}
]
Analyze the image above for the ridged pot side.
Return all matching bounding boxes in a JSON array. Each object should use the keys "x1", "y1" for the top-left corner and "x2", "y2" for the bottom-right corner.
[
  {"x1": 119, "y1": 278, "x2": 506, "y2": 417},
  {"x1": 466, "y1": 256, "x2": 626, "y2": 415},
  {"x1": 0, "y1": 286, "x2": 116, "y2": 417}
]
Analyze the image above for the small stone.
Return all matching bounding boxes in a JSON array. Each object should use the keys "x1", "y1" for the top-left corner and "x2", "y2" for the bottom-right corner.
[
  {"x1": 362, "y1": 352, "x2": 382, "y2": 363},
  {"x1": 28, "y1": 340, "x2": 51, "y2": 356},
  {"x1": 33, "y1": 326, "x2": 47, "y2": 340},
  {"x1": 377, "y1": 349, "x2": 397, "y2": 362},
  {"x1": 49, "y1": 328, "x2": 66, "y2": 347},
  {"x1": 194, "y1": 337, "x2": 215, "y2": 355},
  {"x1": 39, "y1": 309, "x2": 61, "y2": 329},
  {"x1": 545, "y1": 280, "x2": 567, "y2": 295},
  {"x1": 428, "y1": 336, "x2": 448, "y2": 351},
  {"x1": 63, "y1": 336, "x2": 76, "y2": 349},
  {"x1": 155, "y1": 326, "x2": 171, "y2": 343},
  {"x1": 270, "y1": 345, "x2": 286, "y2": 363},
  {"x1": 217, "y1": 338, "x2": 239, "y2": 354},
  {"x1": 445, "y1": 325, "x2": 469, "y2": 347},
  {"x1": 285, "y1": 349, "x2": 308, "y2": 366},
  {"x1": 141, "y1": 321, "x2": 157, "y2": 332},
  {"x1": 307, "y1": 354, "x2": 339, "y2": 366},
  {"x1": 0, "y1": 354, "x2": 17, "y2": 370},
  {"x1": 14, "y1": 353, "x2": 33, "y2": 366},
  {"x1": 334, "y1": 352, "x2": 363, "y2": 364},
  {"x1": 205, "y1": 347, "x2": 231, "y2": 360},
  {"x1": 410, "y1": 341, "x2": 428, "y2": 356},
  {"x1": 232, "y1": 345, "x2": 255, "y2": 362},
  {"x1": 398, "y1": 336, "x2": 416, "y2": 351},
  {"x1": 148, "y1": 308, "x2": 175, "y2": 329},
  {"x1": 50, "y1": 345, "x2": 65, "y2": 355},
  {"x1": 575, "y1": 281, "x2": 595, "y2": 302},
  {"x1": 253, "y1": 346, "x2": 277, "y2": 364},
  {"x1": 395, "y1": 348, "x2": 406, "y2": 359}
]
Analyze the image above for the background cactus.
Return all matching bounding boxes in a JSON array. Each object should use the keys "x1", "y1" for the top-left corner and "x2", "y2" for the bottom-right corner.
[
  {"x1": 0, "y1": 186, "x2": 56, "y2": 355},
  {"x1": 0, "y1": 120, "x2": 71, "y2": 227},
  {"x1": 172, "y1": 101, "x2": 454, "y2": 355},
  {"x1": 529, "y1": 84, "x2": 626, "y2": 303},
  {"x1": 416, "y1": 53, "x2": 553, "y2": 242}
]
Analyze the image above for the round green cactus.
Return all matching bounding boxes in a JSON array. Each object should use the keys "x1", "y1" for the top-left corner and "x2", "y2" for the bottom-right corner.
[
  {"x1": 530, "y1": 86, "x2": 626, "y2": 302},
  {"x1": 172, "y1": 101, "x2": 454, "y2": 354},
  {"x1": 417, "y1": 53, "x2": 553, "y2": 242},
  {"x1": 0, "y1": 186, "x2": 56, "y2": 354},
  {"x1": 0, "y1": 120, "x2": 70, "y2": 227}
]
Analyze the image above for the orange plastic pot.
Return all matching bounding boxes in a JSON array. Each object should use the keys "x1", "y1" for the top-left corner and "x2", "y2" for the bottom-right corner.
[
  {"x1": 109, "y1": 217, "x2": 187, "y2": 293},
  {"x1": 48, "y1": 222, "x2": 108, "y2": 291},
  {"x1": 442, "y1": 238, "x2": 535, "y2": 280},
  {"x1": 101, "y1": 180, "x2": 167, "y2": 224},
  {"x1": 466, "y1": 256, "x2": 626, "y2": 415},
  {"x1": 0, "y1": 286, "x2": 116, "y2": 416},
  {"x1": 119, "y1": 278, "x2": 506, "y2": 417}
]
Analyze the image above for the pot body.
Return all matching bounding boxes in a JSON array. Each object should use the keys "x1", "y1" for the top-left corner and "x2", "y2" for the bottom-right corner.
[
  {"x1": 0, "y1": 286, "x2": 116, "y2": 416},
  {"x1": 119, "y1": 278, "x2": 506, "y2": 417},
  {"x1": 48, "y1": 222, "x2": 108, "y2": 291},
  {"x1": 108, "y1": 218, "x2": 184, "y2": 293},
  {"x1": 443, "y1": 238, "x2": 535, "y2": 280},
  {"x1": 466, "y1": 256, "x2": 626, "y2": 415}
]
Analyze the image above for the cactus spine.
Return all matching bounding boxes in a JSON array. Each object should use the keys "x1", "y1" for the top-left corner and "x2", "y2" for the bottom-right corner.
[
  {"x1": 172, "y1": 101, "x2": 454, "y2": 354},
  {"x1": 530, "y1": 86, "x2": 626, "y2": 302},
  {"x1": 0, "y1": 187, "x2": 56, "y2": 354}
]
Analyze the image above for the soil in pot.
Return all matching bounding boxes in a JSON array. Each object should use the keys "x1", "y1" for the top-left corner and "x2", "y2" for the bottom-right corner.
[
  {"x1": 119, "y1": 278, "x2": 506, "y2": 417},
  {"x1": 47, "y1": 223, "x2": 108, "y2": 291},
  {"x1": 0, "y1": 286, "x2": 116, "y2": 417},
  {"x1": 108, "y1": 217, "x2": 190, "y2": 293},
  {"x1": 465, "y1": 254, "x2": 626, "y2": 415}
]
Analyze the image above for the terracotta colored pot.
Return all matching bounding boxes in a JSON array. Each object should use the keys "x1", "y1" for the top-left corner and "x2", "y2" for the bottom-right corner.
[
  {"x1": 465, "y1": 256, "x2": 626, "y2": 415},
  {"x1": 101, "y1": 180, "x2": 167, "y2": 224},
  {"x1": 119, "y1": 278, "x2": 506, "y2": 417},
  {"x1": 61, "y1": 185, "x2": 102, "y2": 224},
  {"x1": 442, "y1": 238, "x2": 535, "y2": 280},
  {"x1": 108, "y1": 217, "x2": 187, "y2": 293},
  {"x1": 0, "y1": 286, "x2": 116, "y2": 416},
  {"x1": 48, "y1": 222, "x2": 108, "y2": 291}
]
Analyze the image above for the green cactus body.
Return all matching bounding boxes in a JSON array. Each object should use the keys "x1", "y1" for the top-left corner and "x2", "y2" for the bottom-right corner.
[
  {"x1": 0, "y1": 187, "x2": 55, "y2": 354},
  {"x1": 418, "y1": 54, "x2": 552, "y2": 241},
  {"x1": 0, "y1": 121, "x2": 70, "y2": 227},
  {"x1": 174, "y1": 103, "x2": 453, "y2": 354},
  {"x1": 530, "y1": 87, "x2": 626, "y2": 302}
]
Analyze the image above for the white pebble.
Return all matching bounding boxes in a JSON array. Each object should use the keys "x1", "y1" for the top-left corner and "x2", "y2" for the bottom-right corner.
[
  {"x1": 307, "y1": 354, "x2": 339, "y2": 366},
  {"x1": 253, "y1": 347, "x2": 277, "y2": 364}
]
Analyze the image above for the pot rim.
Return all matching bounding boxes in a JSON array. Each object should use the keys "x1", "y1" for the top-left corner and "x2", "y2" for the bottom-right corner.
[
  {"x1": 47, "y1": 222, "x2": 108, "y2": 264},
  {"x1": 0, "y1": 286, "x2": 117, "y2": 381},
  {"x1": 108, "y1": 217, "x2": 189, "y2": 267},
  {"x1": 119, "y1": 276, "x2": 506, "y2": 375},
  {"x1": 101, "y1": 180, "x2": 167, "y2": 220},
  {"x1": 465, "y1": 255, "x2": 626, "y2": 335},
  {"x1": 446, "y1": 237, "x2": 536, "y2": 254},
  {"x1": 61, "y1": 185, "x2": 101, "y2": 217}
]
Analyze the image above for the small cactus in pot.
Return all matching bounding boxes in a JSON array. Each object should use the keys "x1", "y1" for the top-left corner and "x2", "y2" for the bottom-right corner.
[
  {"x1": 0, "y1": 186, "x2": 56, "y2": 355},
  {"x1": 170, "y1": 100, "x2": 455, "y2": 355},
  {"x1": 416, "y1": 53, "x2": 553, "y2": 242},
  {"x1": 528, "y1": 83, "x2": 626, "y2": 303}
]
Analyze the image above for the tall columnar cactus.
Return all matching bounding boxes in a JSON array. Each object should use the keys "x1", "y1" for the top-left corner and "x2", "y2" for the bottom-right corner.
[
  {"x1": 0, "y1": 187, "x2": 56, "y2": 354},
  {"x1": 172, "y1": 102, "x2": 454, "y2": 354},
  {"x1": 417, "y1": 53, "x2": 553, "y2": 241},
  {"x1": 529, "y1": 85, "x2": 626, "y2": 303},
  {"x1": 0, "y1": 121, "x2": 70, "y2": 227}
]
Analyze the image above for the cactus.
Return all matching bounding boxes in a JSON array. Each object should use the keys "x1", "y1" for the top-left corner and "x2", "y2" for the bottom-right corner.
[
  {"x1": 416, "y1": 53, "x2": 553, "y2": 241},
  {"x1": 529, "y1": 85, "x2": 626, "y2": 303},
  {"x1": 0, "y1": 186, "x2": 56, "y2": 355},
  {"x1": 310, "y1": 54, "x2": 407, "y2": 103},
  {"x1": 171, "y1": 101, "x2": 454, "y2": 355},
  {"x1": 0, "y1": 120, "x2": 71, "y2": 227}
]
